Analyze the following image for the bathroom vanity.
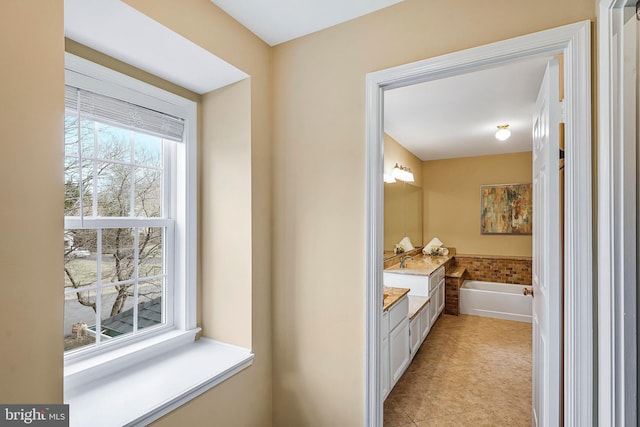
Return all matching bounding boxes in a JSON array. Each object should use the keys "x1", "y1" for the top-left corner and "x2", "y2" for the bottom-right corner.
[
  {"x1": 384, "y1": 255, "x2": 448, "y2": 327},
  {"x1": 382, "y1": 287, "x2": 409, "y2": 399},
  {"x1": 381, "y1": 254, "x2": 451, "y2": 399}
]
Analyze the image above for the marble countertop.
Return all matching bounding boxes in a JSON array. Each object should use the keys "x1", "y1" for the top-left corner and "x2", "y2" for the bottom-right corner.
[
  {"x1": 384, "y1": 253, "x2": 452, "y2": 276},
  {"x1": 383, "y1": 286, "x2": 409, "y2": 311}
]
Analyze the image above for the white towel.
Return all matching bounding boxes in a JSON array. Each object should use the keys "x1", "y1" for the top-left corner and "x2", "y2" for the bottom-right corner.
[
  {"x1": 423, "y1": 237, "x2": 443, "y2": 255},
  {"x1": 398, "y1": 236, "x2": 414, "y2": 251}
]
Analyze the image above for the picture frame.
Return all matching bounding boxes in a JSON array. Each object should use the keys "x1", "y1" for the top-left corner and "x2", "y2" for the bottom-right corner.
[{"x1": 480, "y1": 183, "x2": 532, "y2": 234}]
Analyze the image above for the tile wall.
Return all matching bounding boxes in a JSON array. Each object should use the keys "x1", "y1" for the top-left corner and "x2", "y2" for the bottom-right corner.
[{"x1": 453, "y1": 255, "x2": 532, "y2": 286}]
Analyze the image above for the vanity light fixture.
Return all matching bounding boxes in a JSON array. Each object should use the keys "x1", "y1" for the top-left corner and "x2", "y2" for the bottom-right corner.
[
  {"x1": 391, "y1": 163, "x2": 415, "y2": 182},
  {"x1": 383, "y1": 173, "x2": 396, "y2": 183},
  {"x1": 495, "y1": 124, "x2": 511, "y2": 141}
]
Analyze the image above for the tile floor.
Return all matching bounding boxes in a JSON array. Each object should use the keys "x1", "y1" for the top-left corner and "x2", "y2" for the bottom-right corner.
[{"x1": 384, "y1": 314, "x2": 532, "y2": 427}]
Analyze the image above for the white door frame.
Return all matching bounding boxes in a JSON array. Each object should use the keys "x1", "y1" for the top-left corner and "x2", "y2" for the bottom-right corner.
[
  {"x1": 598, "y1": 1, "x2": 638, "y2": 425},
  {"x1": 364, "y1": 21, "x2": 593, "y2": 426}
]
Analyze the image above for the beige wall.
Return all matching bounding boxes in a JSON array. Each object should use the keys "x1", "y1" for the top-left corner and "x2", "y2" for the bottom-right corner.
[
  {"x1": 423, "y1": 152, "x2": 533, "y2": 257},
  {"x1": 0, "y1": 0, "x2": 597, "y2": 425},
  {"x1": 116, "y1": 1, "x2": 275, "y2": 425},
  {"x1": 272, "y1": 0, "x2": 593, "y2": 425},
  {"x1": 0, "y1": 0, "x2": 64, "y2": 403},
  {"x1": 0, "y1": 0, "x2": 273, "y2": 425},
  {"x1": 384, "y1": 134, "x2": 423, "y2": 251},
  {"x1": 384, "y1": 133, "x2": 423, "y2": 185}
]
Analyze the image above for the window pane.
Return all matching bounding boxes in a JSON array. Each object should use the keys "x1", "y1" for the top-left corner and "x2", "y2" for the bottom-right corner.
[
  {"x1": 64, "y1": 229, "x2": 98, "y2": 288},
  {"x1": 134, "y1": 168, "x2": 162, "y2": 217},
  {"x1": 80, "y1": 119, "x2": 95, "y2": 158},
  {"x1": 64, "y1": 289, "x2": 97, "y2": 352},
  {"x1": 64, "y1": 157, "x2": 81, "y2": 216},
  {"x1": 138, "y1": 227, "x2": 163, "y2": 277},
  {"x1": 64, "y1": 114, "x2": 79, "y2": 156},
  {"x1": 138, "y1": 279, "x2": 163, "y2": 331},
  {"x1": 102, "y1": 228, "x2": 135, "y2": 283},
  {"x1": 81, "y1": 160, "x2": 95, "y2": 217},
  {"x1": 97, "y1": 123, "x2": 131, "y2": 162},
  {"x1": 101, "y1": 285, "x2": 135, "y2": 338},
  {"x1": 134, "y1": 133, "x2": 162, "y2": 167},
  {"x1": 96, "y1": 161, "x2": 132, "y2": 217}
]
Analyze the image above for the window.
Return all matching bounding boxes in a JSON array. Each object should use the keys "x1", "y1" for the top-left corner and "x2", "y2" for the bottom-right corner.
[
  {"x1": 63, "y1": 54, "x2": 197, "y2": 359},
  {"x1": 61, "y1": 52, "x2": 252, "y2": 427}
]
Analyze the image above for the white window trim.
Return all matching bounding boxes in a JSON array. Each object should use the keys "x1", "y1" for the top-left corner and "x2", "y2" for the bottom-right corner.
[
  {"x1": 63, "y1": 52, "x2": 197, "y2": 363},
  {"x1": 63, "y1": 53, "x2": 253, "y2": 425}
]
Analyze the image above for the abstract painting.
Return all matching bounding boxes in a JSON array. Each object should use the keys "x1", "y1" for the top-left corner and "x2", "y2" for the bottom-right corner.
[{"x1": 480, "y1": 183, "x2": 532, "y2": 234}]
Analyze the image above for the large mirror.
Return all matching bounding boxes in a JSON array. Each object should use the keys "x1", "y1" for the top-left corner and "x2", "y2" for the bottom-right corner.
[{"x1": 384, "y1": 181, "x2": 422, "y2": 259}]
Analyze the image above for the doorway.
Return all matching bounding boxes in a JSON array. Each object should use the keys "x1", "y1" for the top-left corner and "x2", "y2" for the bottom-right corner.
[
  {"x1": 380, "y1": 54, "x2": 551, "y2": 425},
  {"x1": 365, "y1": 21, "x2": 593, "y2": 427}
]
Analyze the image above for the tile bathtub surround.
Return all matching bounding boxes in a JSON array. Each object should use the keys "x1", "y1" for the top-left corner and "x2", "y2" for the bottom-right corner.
[
  {"x1": 444, "y1": 266, "x2": 466, "y2": 315},
  {"x1": 384, "y1": 314, "x2": 531, "y2": 427},
  {"x1": 453, "y1": 255, "x2": 532, "y2": 286}
]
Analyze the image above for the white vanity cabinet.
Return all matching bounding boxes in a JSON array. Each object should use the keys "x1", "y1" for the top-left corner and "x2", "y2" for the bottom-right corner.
[
  {"x1": 429, "y1": 287, "x2": 439, "y2": 329},
  {"x1": 432, "y1": 265, "x2": 445, "y2": 315},
  {"x1": 381, "y1": 310, "x2": 390, "y2": 399},
  {"x1": 383, "y1": 294, "x2": 410, "y2": 394},
  {"x1": 420, "y1": 299, "x2": 431, "y2": 341},
  {"x1": 408, "y1": 295, "x2": 430, "y2": 359},
  {"x1": 409, "y1": 314, "x2": 421, "y2": 356}
]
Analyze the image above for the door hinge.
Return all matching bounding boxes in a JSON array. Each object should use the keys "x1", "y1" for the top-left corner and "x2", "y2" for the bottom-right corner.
[
  {"x1": 559, "y1": 148, "x2": 565, "y2": 160},
  {"x1": 559, "y1": 99, "x2": 565, "y2": 124}
]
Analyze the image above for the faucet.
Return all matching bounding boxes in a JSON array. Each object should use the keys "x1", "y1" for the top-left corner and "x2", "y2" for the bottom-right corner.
[{"x1": 400, "y1": 255, "x2": 414, "y2": 268}]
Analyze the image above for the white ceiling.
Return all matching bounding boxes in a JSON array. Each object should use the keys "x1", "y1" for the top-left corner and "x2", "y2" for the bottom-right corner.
[
  {"x1": 64, "y1": 0, "x2": 248, "y2": 94},
  {"x1": 65, "y1": 0, "x2": 551, "y2": 161},
  {"x1": 210, "y1": 0, "x2": 404, "y2": 46},
  {"x1": 384, "y1": 55, "x2": 552, "y2": 161}
]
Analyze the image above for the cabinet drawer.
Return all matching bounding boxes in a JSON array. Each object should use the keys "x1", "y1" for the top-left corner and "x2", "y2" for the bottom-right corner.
[
  {"x1": 389, "y1": 295, "x2": 409, "y2": 331},
  {"x1": 382, "y1": 309, "x2": 389, "y2": 337},
  {"x1": 433, "y1": 266, "x2": 445, "y2": 284}
]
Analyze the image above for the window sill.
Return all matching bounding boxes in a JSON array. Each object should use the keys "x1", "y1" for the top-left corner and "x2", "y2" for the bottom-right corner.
[{"x1": 64, "y1": 337, "x2": 254, "y2": 427}]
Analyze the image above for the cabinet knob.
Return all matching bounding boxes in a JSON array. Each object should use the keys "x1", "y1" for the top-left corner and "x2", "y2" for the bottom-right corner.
[{"x1": 523, "y1": 287, "x2": 534, "y2": 297}]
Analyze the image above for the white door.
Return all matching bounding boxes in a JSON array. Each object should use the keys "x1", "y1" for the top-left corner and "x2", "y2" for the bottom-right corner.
[{"x1": 531, "y1": 59, "x2": 562, "y2": 426}]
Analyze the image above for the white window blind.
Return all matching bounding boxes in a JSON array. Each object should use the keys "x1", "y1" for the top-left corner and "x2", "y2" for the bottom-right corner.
[{"x1": 65, "y1": 85, "x2": 185, "y2": 142}]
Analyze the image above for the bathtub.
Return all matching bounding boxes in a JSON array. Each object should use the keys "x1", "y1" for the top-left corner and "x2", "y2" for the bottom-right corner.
[{"x1": 460, "y1": 280, "x2": 533, "y2": 323}]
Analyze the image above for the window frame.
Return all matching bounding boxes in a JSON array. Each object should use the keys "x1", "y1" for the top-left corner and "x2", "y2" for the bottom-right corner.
[{"x1": 63, "y1": 53, "x2": 198, "y2": 383}]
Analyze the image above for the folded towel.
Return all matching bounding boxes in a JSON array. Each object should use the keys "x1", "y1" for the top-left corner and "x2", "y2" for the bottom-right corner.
[
  {"x1": 398, "y1": 236, "x2": 414, "y2": 252},
  {"x1": 423, "y1": 237, "x2": 443, "y2": 255}
]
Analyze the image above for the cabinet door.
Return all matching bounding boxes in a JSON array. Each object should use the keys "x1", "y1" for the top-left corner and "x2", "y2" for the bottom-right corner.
[
  {"x1": 438, "y1": 280, "x2": 445, "y2": 314},
  {"x1": 382, "y1": 334, "x2": 390, "y2": 400},
  {"x1": 420, "y1": 300, "x2": 431, "y2": 341},
  {"x1": 409, "y1": 316, "x2": 420, "y2": 358},
  {"x1": 430, "y1": 290, "x2": 439, "y2": 326},
  {"x1": 390, "y1": 318, "x2": 410, "y2": 385}
]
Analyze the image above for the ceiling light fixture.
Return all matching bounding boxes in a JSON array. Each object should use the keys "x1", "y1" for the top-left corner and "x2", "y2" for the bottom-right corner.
[
  {"x1": 391, "y1": 163, "x2": 415, "y2": 182},
  {"x1": 495, "y1": 124, "x2": 511, "y2": 141}
]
